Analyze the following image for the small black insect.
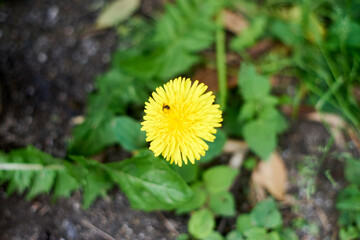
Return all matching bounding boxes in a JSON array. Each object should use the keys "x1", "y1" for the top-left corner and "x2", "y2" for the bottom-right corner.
[{"x1": 162, "y1": 104, "x2": 170, "y2": 111}]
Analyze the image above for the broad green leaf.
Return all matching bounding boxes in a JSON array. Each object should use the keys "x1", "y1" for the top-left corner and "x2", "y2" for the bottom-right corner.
[
  {"x1": 108, "y1": 155, "x2": 193, "y2": 211},
  {"x1": 172, "y1": 163, "x2": 199, "y2": 183},
  {"x1": 226, "y1": 231, "x2": 243, "y2": 240},
  {"x1": 337, "y1": 197, "x2": 360, "y2": 211},
  {"x1": 200, "y1": 129, "x2": 227, "y2": 163},
  {"x1": 243, "y1": 119, "x2": 276, "y2": 160},
  {"x1": 176, "y1": 182, "x2": 207, "y2": 214},
  {"x1": 203, "y1": 231, "x2": 224, "y2": 240},
  {"x1": 244, "y1": 157, "x2": 257, "y2": 171},
  {"x1": 26, "y1": 170, "x2": 57, "y2": 200},
  {"x1": 82, "y1": 169, "x2": 114, "y2": 209},
  {"x1": 177, "y1": 233, "x2": 190, "y2": 240},
  {"x1": 209, "y1": 191, "x2": 236, "y2": 217},
  {"x1": 89, "y1": 69, "x2": 147, "y2": 113},
  {"x1": 267, "y1": 231, "x2": 281, "y2": 240},
  {"x1": 258, "y1": 107, "x2": 287, "y2": 134},
  {"x1": 112, "y1": 116, "x2": 146, "y2": 151},
  {"x1": 116, "y1": 49, "x2": 164, "y2": 79},
  {"x1": 250, "y1": 198, "x2": 282, "y2": 229},
  {"x1": 238, "y1": 63, "x2": 270, "y2": 101},
  {"x1": 68, "y1": 111, "x2": 117, "y2": 156},
  {"x1": 238, "y1": 101, "x2": 256, "y2": 122},
  {"x1": 69, "y1": 114, "x2": 145, "y2": 156},
  {"x1": 345, "y1": 158, "x2": 360, "y2": 186},
  {"x1": 189, "y1": 209, "x2": 215, "y2": 239},
  {"x1": 203, "y1": 166, "x2": 238, "y2": 194},
  {"x1": 52, "y1": 170, "x2": 80, "y2": 200},
  {"x1": 337, "y1": 185, "x2": 360, "y2": 211},
  {"x1": 339, "y1": 226, "x2": 359, "y2": 240},
  {"x1": 236, "y1": 214, "x2": 253, "y2": 234},
  {"x1": 244, "y1": 227, "x2": 267, "y2": 240},
  {"x1": 96, "y1": 0, "x2": 140, "y2": 29},
  {"x1": 279, "y1": 228, "x2": 299, "y2": 240}
]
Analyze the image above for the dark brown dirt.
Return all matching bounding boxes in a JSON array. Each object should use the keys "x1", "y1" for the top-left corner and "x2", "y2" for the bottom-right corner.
[{"x1": 0, "y1": 0, "x2": 355, "y2": 240}]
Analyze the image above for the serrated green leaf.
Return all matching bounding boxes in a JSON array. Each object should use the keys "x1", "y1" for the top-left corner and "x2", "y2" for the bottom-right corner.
[
  {"x1": 238, "y1": 63, "x2": 270, "y2": 101},
  {"x1": 7, "y1": 171, "x2": 35, "y2": 195},
  {"x1": 117, "y1": 0, "x2": 225, "y2": 81},
  {"x1": 176, "y1": 182, "x2": 207, "y2": 214},
  {"x1": 243, "y1": 119, "x2": 276, "y2": 160},
  {"x1": 96, "y1": 0, "x2": 140, "y2": 29},
  {"x1": 52, "y1": 170, "x2": 80, "y2": 200},
  {"x1": 116, "y1": 49, "x2": 164, "y2": 79},
  {"x1": 107, "y1": 155, "x2": 192, "y2": 211},
  {"x1": 250, "y1": 198, "x2": 282, "y2": 229},
  {"x1": 209, "y1": 191, "x2": 236, "y2": 217},
  {"x1": 203, "y1": 166, "x2": 238, "y2": 194},
  {"x1": 200, "y1": 129, "x2": 227, "y2": 163},
  {"x1": 189, "y1": 209, "x2": 215, "y2": 239},
  {"x1": 112, "y1": 116, "x2": 146, "y2": 151},
  {"x1": 64, "y1": 161, "x2": 89, "y2": 186},
  {"x1": 82, "y1": 169, "x2": 114, "y2": 209},
  {"x1": 26, "y1": 170, "x2": 57, "y2": 200},
  {"x1": 236, "y1": 214, "x2": 253, "y2": 234}
]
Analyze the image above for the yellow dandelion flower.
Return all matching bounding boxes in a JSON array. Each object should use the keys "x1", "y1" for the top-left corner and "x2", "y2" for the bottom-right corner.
[{"x1": 141, "y1": 77, "x2": 223, "y2": 167}]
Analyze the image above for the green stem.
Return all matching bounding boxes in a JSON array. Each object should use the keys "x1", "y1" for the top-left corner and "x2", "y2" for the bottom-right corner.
[
  {"x1": 0, "y1": 163, "x2": 65, "y2": 171},
  {"x1": 216, "y1": 11, "x2": 227, "y2": 111}
]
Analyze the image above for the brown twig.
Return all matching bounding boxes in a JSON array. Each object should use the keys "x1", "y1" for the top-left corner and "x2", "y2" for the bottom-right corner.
[
  {"x1": 156, "y1": 211, "x2": 179, "y2": 235},
  {"x1": 81, "y1": 219, "x2": 116, "y2": 240}
]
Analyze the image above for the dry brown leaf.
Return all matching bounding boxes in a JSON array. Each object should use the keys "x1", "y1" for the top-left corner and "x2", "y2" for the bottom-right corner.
[
  {"x1": 306, "y1": 112, "x2": 346, "y2": 128},
  {"x1": 192, "y1": 68, "x2": 237, "y2": 92},
  {"x1": 222, "y1": 10, "x2": 248, "y2": 34},
  {"x1": 353, "y1": 86, "x2": 360, "y2": 101},
  {"x1": 306, "y1": 112, "x2": 346, "y2": 148},
  {"x1": 251, "y1": 151, "x2": 288, "y2": 201},
  {"x1": 346, "y1": 126, "x2": 360, "y2": 154},
  {"x1": 71, "y1": 115, "x2": 85, "y2": 125},
  {"x1": 223, "y1": 140, "x2": 249, "y2": 169},
  {"x1": 247, "y1": 39, "x2": 274, "y2": 59},
  {"x1": 249, "y1": 175, "x2": 267, "y2": 206},
  {"x1": 223, "y1": 139, "x2": 248, "y2": 153}
]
